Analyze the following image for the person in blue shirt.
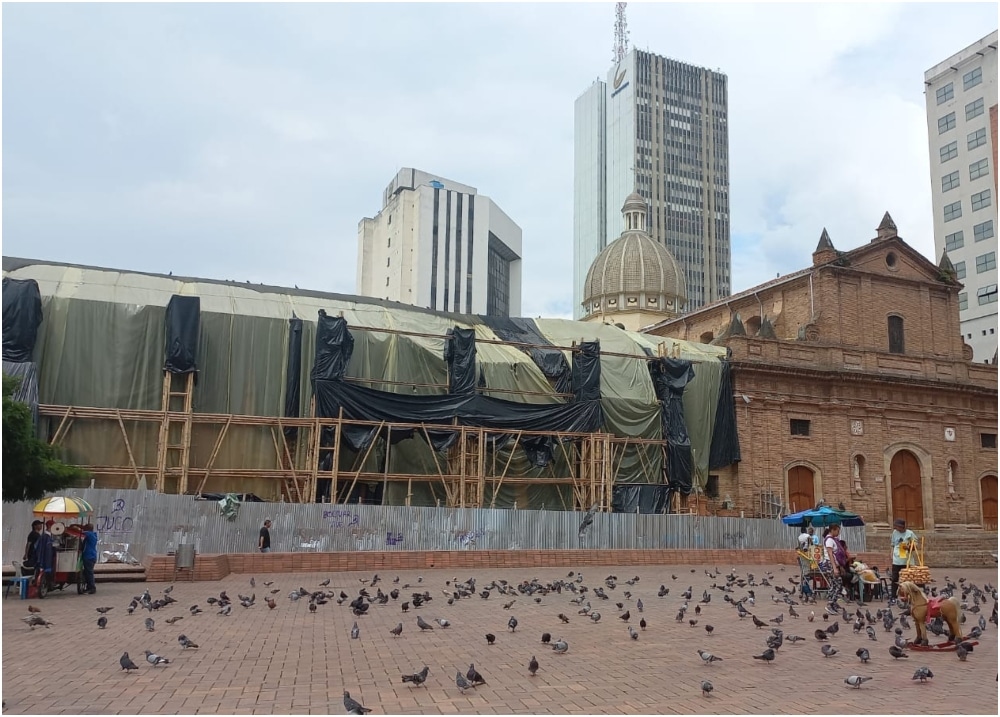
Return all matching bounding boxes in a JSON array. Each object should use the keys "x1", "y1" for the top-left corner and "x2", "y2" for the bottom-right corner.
[{"x1": 81, "y1": 523, "x2": 99, "y2": 594}]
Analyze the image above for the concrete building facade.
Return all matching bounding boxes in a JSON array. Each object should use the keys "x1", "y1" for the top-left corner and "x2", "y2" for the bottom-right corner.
[
  {"x1": 925, "y1": 31, "x2": 999, "y2": 364},
  {"x1": 643, "y1": 215, "x2": 998, "y2": 532},
  {"x1": 573, "y1": 48, "x2": 730, "y2": 318},
  {"x1": 357, "y1": 169, "x2": 522, "y2": 317}
]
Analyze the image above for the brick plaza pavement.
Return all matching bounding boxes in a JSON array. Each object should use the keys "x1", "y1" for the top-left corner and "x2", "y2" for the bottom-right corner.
[{"x1": 2, "y1": 564, "x2": 997, "y2": 715}]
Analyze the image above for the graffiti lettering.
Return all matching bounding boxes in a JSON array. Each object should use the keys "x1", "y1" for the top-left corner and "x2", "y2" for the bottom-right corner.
[
  {"x1": 454, "y1": 529, "x2": 485, "y2": 547},
  {"x1": 722, "y1": 532, "x2": 746, "y2": 546},
  {"x1": 386, "y1": 532, "x2": 404, "y2": 546},
  {"x1": 323, "y1": 510, "x2": 360, "y2": 528},
  {"x1": 96, "y1": 514, "x2": 134, "y2": 535}
]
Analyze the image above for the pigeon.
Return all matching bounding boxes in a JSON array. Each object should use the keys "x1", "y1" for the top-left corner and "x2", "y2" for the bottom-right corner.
[
  {"x1": 912, "y1": 667, "x2": 933, "y2": 683},
  {"x1": 552, "y1": 639, "x2": 569, "y2": 654},
  {"x1": 435, "y1": 618, "x2": 450, "y2": 628},
  {"x1": 786, "y1": 635, "x2": 805, "y2": 644},
  {"x1": 456, "y1": 671, "x2": 473, "y2": 694},
  {"x1": 485, "y1": 633, "x2": 496, "y2": 645},
  {"x1": 845, "y1": 675, "x2": 872, "y2": 689},
  {"x1": 120, "y1": 652, "x2": 139, "y2": 672},
  {"x1": 416, "y1": 616, "x2": 434, "y2": 631},
  {"x1": 508, "y1": 616, "x2": 518, "y2": 632},
  {"x1": 219, "y1": 604, "x2": 232, "y2": 616},
  {"x1": 343, "y1": 691, "x2": 371, "y2": 714},
  {"x1": 144, "y1": 618, "x2": 155, "y2": 632},
  {"x1": 165, "y1": 616, "x2": 183, "y2": 625},
  {"x1": 856, "y1": 648, "x2": 870, "y2": 663},
  {"x1": 629, "y1": 626, "x2": 639, "y2": 640},
  {"x1": 96, "y1": 606, "x2": 114, "y2": 614},
  {"x1": 389, "y1": 622, "x2": 403, "y2": 637},
  {"x1": 528, "y1": 656, "x2": 539, "y2": 676},
  {"x1": 178, "y1": 635, "x2": 198, "y2": 649},
  {"x1": 753, "y1": 648, "x2": 776, "y2": 664},
  {"x1": 97, "y1": 616, "x2": 107, "y2": 629},
  {"x1": 701, "y1": 680, "x2": 714, "y2": 697},
  {"x1": 558, "y1": 613, "x2": 570, "y2": 624},
  {"x1": 866, "y1": 626, "x2": 877, "y2": 641},
  {"x1": 814, "y1": 629, "x2": 828, "y2": 641},
  {"x1": 697, "y1": 649, "x2": 722, "y2": 665},
  {"x1": 144, "y1": 650, "x2": 170, "y2": 666},
  {"x1": 319, "y1": 579, "x2": 330, "y2": 587},
  {"x1": 889, "y1": 646, "x2": 909, "y2": 660},
  {"x1": 956, "y1": 643, "x2": 969, "y2": 661},
  {"x1": 351, "y1": 622, "x2": 360, "y2": 640},
  {"x1": 401, "y1": 666, "x2": 429, "y2": 687},
  {"x1": 467, "y1": 664, "x2": 487, "y2": 686},
  {"x1": 821, "y1": 645, "x2": 838, "y2": 658}
]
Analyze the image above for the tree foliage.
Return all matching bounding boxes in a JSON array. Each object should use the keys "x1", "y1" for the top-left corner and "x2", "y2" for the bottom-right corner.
[{"x1": 2, "y1": 373, "x2": 88, "y2": 502}]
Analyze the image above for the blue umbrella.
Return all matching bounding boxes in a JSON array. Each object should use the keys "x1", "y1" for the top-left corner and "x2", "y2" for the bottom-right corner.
[{"x1": 781, "y1": 505, "x2": 864, "y2": 528}]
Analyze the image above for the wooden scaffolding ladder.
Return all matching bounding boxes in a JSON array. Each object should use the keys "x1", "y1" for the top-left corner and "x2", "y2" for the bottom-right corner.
[{"x1": 156, "y1": 372, "x2": 194, "y2": 494}]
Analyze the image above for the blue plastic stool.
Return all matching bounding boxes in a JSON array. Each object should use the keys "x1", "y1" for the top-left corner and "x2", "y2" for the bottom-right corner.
[{"x1": 4, "y1": 575, "x2": 31, "y2": 599}]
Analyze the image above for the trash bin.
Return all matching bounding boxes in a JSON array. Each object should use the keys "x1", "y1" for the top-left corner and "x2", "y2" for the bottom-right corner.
[{"x1": 175, "y1": 544, "x2": 196, "y2": 570}]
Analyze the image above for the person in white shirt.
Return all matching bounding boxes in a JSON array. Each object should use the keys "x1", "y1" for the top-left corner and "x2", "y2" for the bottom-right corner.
[
  {"x1": 889, "y1": 518, "x2": 916, "y2": 605},
  {"x1": 820, "y1": 524, "x2": 845, "y2": 612},
  {"x1": 797, "y1": 526, "x2": 815, "y2": 551}
]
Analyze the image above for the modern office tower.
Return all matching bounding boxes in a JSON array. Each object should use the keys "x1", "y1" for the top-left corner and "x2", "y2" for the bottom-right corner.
[
  {"x1": 925, "y1": 31, "x2": 998, "y2": 364},
  {"x1": 357, "y1": 168, "x2": 522, "y2": 317},
  {"x1": 573, "y1": 45, "x2": 730, "y2": 318}
]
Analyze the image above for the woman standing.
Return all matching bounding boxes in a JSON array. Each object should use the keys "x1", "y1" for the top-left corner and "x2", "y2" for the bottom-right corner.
[{"x1": 820, "y1": 524, "x2": 845, "y2": 614}]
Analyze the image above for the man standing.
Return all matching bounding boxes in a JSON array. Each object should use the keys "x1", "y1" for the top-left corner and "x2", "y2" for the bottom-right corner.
[
  {"x1": 81, "y1": 523, "x2": 99, "y2": 594},
  {"x1": 22, "y1": 520, "x2": 43, "y2": 574},
  {"x1": 889, "y1": 518, "x2": 916, "y2": 605},
  {"x1": 259, "y1": 519, "x2": 272, "y2": 553}
]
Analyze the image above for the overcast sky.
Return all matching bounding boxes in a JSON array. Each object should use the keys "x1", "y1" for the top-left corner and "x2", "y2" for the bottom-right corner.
[{"x1": 2, "y1": 2, "x2": 997, "y2": 318}]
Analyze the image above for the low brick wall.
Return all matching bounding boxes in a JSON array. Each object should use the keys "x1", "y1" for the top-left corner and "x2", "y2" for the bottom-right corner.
[{"x1": 145, "y1": 549, "x2": 885, "y2": 582}]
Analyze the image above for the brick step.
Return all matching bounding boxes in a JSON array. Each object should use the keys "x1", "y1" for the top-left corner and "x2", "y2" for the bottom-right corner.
[{"x1": 2, "y1": 564, "x2": 145, "y2": 583}]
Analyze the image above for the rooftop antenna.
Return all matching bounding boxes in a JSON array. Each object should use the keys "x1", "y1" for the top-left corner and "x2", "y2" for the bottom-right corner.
[{"x1": 613, "y1": 2, "x2": 629, "y2": 64}]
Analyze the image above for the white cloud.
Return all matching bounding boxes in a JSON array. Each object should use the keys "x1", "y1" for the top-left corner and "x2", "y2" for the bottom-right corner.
[{"x1": 2, "y1": 3, "x2": 996, "y2": 319}]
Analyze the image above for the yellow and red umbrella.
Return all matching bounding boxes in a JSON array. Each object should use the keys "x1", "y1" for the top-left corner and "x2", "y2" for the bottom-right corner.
[{"x1": 32, "y1": 496, "x2": 95, "y2": 519}]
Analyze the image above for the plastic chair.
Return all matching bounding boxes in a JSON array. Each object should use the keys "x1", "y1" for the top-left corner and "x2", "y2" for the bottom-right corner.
[{"x1": 4, "y1": 561, "x2": 31, "y2": 600}]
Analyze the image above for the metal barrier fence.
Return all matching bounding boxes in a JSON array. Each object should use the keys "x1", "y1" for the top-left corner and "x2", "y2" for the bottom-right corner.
[{"x1": 1, "y1": 489, "x2": 866, "y2": 567}]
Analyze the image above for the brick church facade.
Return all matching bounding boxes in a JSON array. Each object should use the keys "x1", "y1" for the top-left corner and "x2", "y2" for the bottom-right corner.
[{"x1": 644, "y1": 214, "x2": 998, "y2": 532}]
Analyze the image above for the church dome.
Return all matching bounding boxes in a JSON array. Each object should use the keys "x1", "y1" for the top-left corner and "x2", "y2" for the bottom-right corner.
[{"x1": 582, "y1": 193, "x2": 687, "y2": 319}]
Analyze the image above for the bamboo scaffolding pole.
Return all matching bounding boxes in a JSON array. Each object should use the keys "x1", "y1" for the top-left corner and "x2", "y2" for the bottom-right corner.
[
  {"x1": 196, "y1": 415, "x2": 233, "y2": 495},
  {"x1": 275, "y1": 418, "x2": 305, "y2": 503},
  {"x1": 489, "y1": 432, "x2": 522, "y2": 508},
  {"x1": 341, "y1": 422, "x2": 384, "y2": 503},
  {"x1": 115, "y1": 410, "x2": 141, "y2": 487},
  {"x1": 419, "y1": 425, "x2": 455, "y2": 506},
  {"x1": 50, "y1": 405, "x2": 74, "y2": 446}
]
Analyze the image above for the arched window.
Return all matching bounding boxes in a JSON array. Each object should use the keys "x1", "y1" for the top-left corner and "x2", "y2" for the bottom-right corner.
[
  {"x1": 888, "y1": 315, "x2": 905, "y2": 354},
  {"x1": 745, "y1": 316, "x2": 762, "y2": 335},
  {"x1": 700, "y1": 331, "x2": 714, "y2": 344}
]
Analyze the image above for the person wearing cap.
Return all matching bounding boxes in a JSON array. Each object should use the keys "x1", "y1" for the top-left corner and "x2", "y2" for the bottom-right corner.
[
  {"x1": 890, "y1": 518, "x2": 916, "y2": 605},
  {"x1": 259, "y1": 519, "x2": 272, "y2": 553}
]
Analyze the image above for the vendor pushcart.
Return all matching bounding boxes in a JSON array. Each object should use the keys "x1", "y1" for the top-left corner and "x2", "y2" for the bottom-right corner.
[{"x1": 29, "y1": 496, "x2": 95, "y2": 598}]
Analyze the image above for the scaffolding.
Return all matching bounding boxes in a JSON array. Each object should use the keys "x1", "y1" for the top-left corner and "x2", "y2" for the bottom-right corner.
[{"x1": 39, "y1": 403, "x2": 666, "y2": 511}]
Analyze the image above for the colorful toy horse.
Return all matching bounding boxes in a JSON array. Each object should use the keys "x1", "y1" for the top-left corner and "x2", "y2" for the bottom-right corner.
[{"x1": 896, "y1": 581, "x2": 963, "y2": 646}]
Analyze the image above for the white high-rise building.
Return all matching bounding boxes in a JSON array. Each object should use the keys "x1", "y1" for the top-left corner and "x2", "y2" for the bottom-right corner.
[
  {"x1": 573, "y1": 48, "x2": 730, "y2": 318},
  {"x1": 357, "y1": 169, "x2": 522, "y2": 317},
  {"x1": 925, "y1": 31, "x2": 998, "y2": 364}
]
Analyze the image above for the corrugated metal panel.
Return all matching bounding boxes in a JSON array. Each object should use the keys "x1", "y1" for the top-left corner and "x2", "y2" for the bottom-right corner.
[{"x1": 1, "y1": 489, "x2": 866, "y2": 566}]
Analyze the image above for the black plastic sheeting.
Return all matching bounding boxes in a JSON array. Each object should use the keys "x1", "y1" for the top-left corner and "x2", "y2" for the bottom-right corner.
[
  {"x1": 649, "y1": 357, "x2": 695, "y2": 496},
  {"x1": 572, "y1": 341, "x2": 602, "y2": 402},
  {"x1": 2, "y1": 277, "x2": 43, "y2": 363},
  {"x1": 444, "y1": 327, "x2": 477, "y2": 395},
  {"x1": 3, "y1": 360, "x2": 40, "y2": 429},
  {"x1": 163, "y1": 296, "x2": 201, "y2": 374},
  {"x1": 612, "y1": 484, "x2": 671, "y2": 514},
  {"x1": 709, "y1": 358, "x2": 742, "y2": 469},
  {"x1": 311, "y1": 310, "x2": 354, "y2": 383},
  {"x1": 314, "y1": 379, "x2": 603, "y2": 455},
  {"x1": 480, "y1": 317, "x2": 572, "y2": 394},
  {"x1": 283, "y1": 315, "x2": 304, "y2": 440}
]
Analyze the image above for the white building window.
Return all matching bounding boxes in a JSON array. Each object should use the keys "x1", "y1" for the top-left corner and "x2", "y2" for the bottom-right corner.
[
  {"x1": 971, "y1": 189, "x2": 991, "y2": 212},
  {"x1": 940, "y1": 141, "x2": 958, "y2": 162},
  {"x1": 958, "y1": 292, "x2": 968, "y2": 311},
  {"x1": 943, "y1": 201, "x2": 962, "y2": 222},
  {"x1": 963, "y1": 66, "x2": 982, "y2": 90},
  {"x1": 936, "y1": 82, "x2": 954, "y2": 104},
  {"x1": 977, "y1": 284, "x2": 998, "y2": 305},
  {"x1": 938, "y1": 112, "x2": 956, "y2": 134},
  {"x1": 945, "y1": 230, "x2": 964, "y2": 251},
  {"x1": 954, "y1": 261, "x2": 966, "y2": 280},
  {"x1": 974, "y1": 220, "x2": 994, "y2": 242},
  {"x1": 966, "y1": 97, "x2": 985, "y2": 120},
  {"x1": 975, "y1": 252, "x2": 996, "y2": 274},
  {"x1": 942, "y1": 170, "x2": 960, "y2": 192},
  {"x1": 970, "y1": 158, "x2": 989, "y2": 181},
  {"x1": 968, "y1": 128, "x2": 987, "y2": 150}
]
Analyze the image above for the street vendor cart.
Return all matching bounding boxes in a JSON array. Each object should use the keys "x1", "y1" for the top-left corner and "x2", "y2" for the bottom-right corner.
[{"x1": 30, "y1": 496, "x2": 94, "y2": 598}]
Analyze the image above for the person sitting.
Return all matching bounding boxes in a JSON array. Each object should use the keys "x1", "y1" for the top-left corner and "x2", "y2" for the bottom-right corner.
[{"x1": 22, "y1": 520, "x2": 43, "y2": 575}]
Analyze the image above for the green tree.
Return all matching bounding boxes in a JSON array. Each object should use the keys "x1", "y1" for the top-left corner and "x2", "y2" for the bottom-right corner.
[{"x1": 2, "y1": 373, "x2": 88, "y2": 502}]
